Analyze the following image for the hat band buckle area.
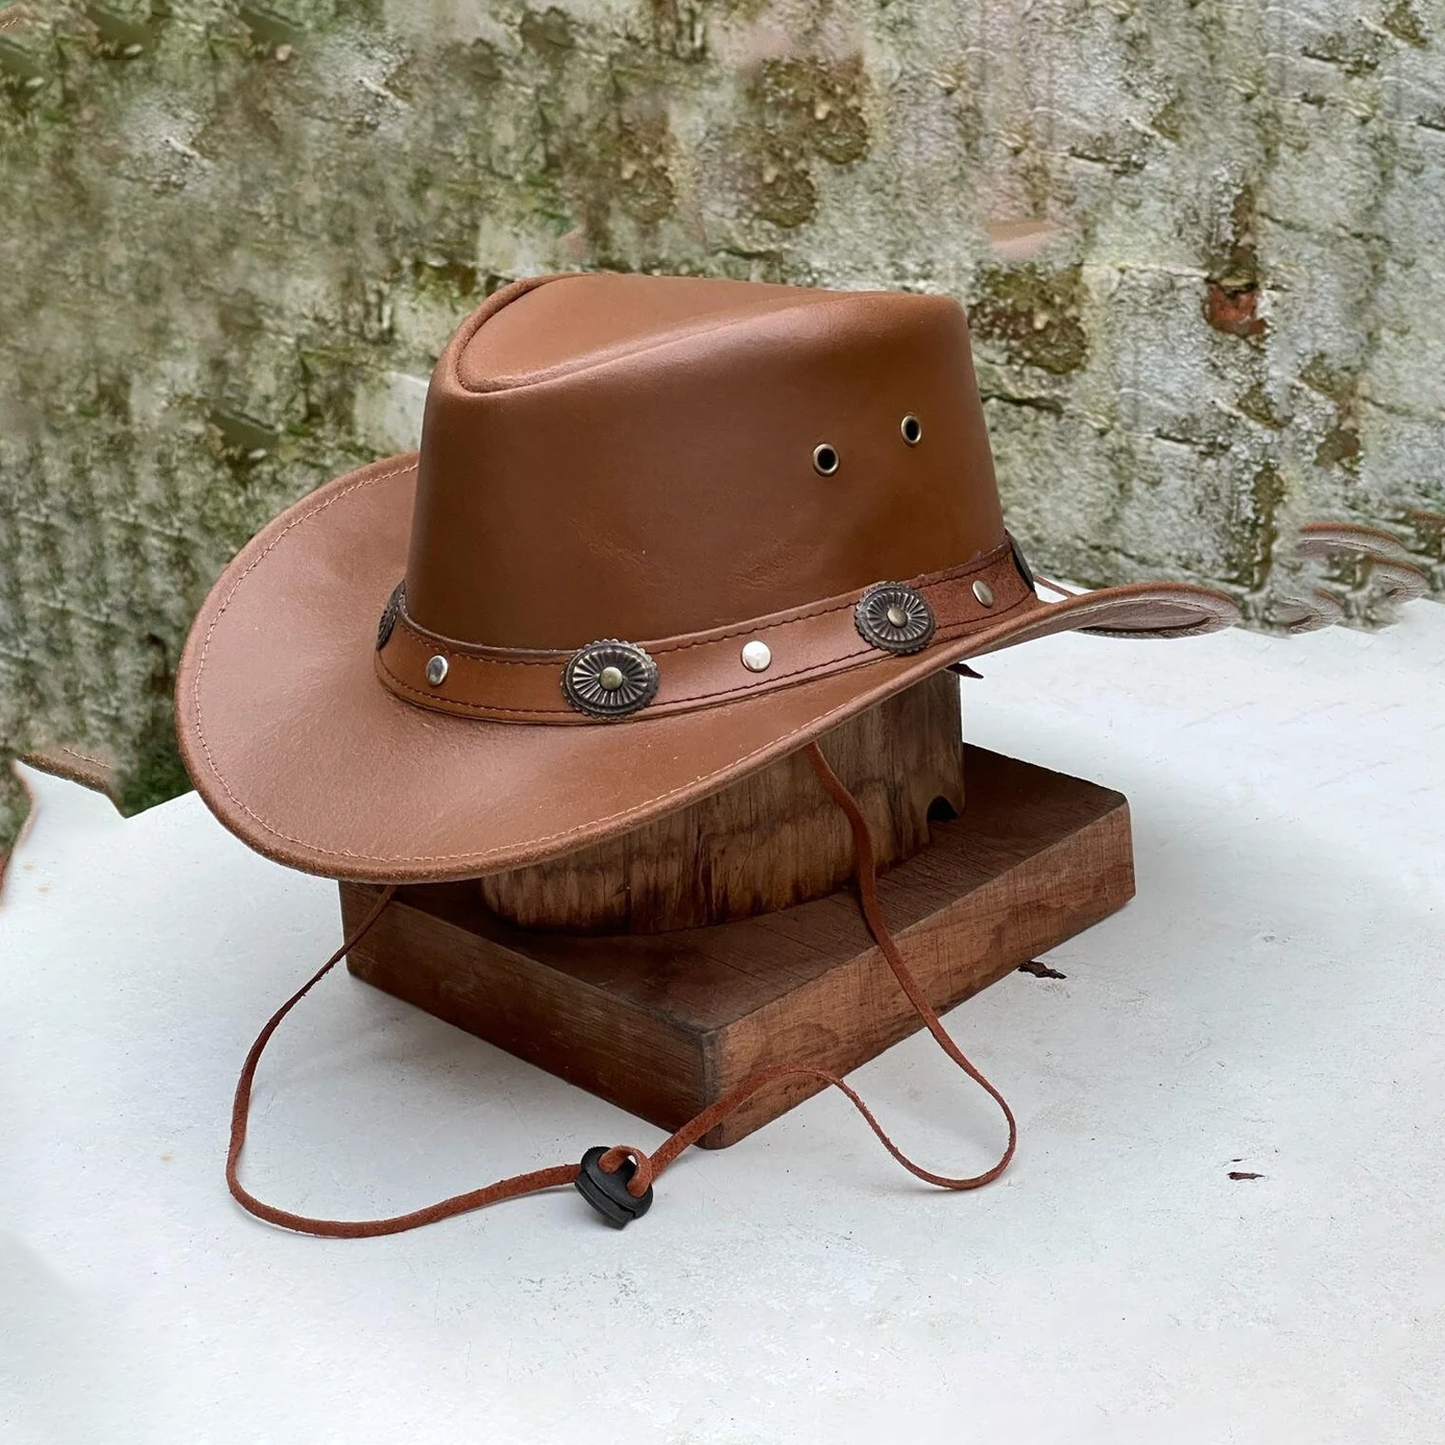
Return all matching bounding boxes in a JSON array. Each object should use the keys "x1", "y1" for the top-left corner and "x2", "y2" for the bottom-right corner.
[{"x1": 373, "y1": 539, "x2": 1036, "y2": 726}]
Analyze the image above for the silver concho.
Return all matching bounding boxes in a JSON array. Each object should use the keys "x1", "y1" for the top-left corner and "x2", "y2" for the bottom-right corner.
[
  {"x1": 562, "y1": 640, "x2": 660, "y2": 719},
  {"x1": 376, "y1": 580, "x2": 405, "y2": 650},
  {"x1": 854, "y1": 583, "x2": 936, "y2": 655}
]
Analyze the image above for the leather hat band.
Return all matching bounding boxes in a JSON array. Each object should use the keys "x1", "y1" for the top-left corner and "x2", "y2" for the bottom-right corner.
[{"x1": 375, "y1": 539, "x2": 1032, "y2": 725}]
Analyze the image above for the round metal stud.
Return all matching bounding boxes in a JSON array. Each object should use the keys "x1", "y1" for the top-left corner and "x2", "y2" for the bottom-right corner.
[
  {"x1": 376, "y1": 580, "x2": 405, "y2": 651},
  {"x1": 563, "y1": 640, "x2": 660, "y2": 720},
  {"x1": 900, "y1": 414, "x2": 923, "y2": 446},
  {"x1": 812, "y1": 443, "x2": 840, "y2": 477},
  {"x1": 741, "y1": 639, "x2": 772, "y2": 672},
  {"x1": 854, "y1": 583, "x2": 937, "y2": 655},
  {"x1": 425, "y1": 654, "x2": 449, "y2": 687},
  {"x1": 972, "y1": 579, "x2": 995, "y2": 607}
]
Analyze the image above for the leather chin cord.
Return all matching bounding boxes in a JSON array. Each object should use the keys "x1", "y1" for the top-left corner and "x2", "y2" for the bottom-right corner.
[{"x1": 227, "y1": 742, "x2": 1017, "y2": 1236}]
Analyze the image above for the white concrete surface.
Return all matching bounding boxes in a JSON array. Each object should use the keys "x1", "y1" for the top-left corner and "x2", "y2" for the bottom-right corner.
[{"x1": 2, "y1": 605, "x2": 1442, "y2": 1445}]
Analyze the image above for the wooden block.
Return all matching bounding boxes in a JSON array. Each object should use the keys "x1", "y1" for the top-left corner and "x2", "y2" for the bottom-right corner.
[
  {"x1": 342, "y1": 747, "x2": 1134, "y2": 1148},
  {"x1": 479, "y1": 671, "x2": 965, "y2": 933}
]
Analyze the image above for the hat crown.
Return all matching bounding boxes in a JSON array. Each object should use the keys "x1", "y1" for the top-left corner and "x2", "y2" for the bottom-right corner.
[{"x1": 405, "y1": 273, "x2": 1006, "y2": 649}]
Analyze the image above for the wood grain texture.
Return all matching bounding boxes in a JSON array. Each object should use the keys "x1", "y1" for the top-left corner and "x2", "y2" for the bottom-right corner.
[
  {"x1": 343, "y1": 745, "x2": 1134, "y2": 1148},
  {"x1": 478, "y1": 670, "x2": 965, "y2": 933}
]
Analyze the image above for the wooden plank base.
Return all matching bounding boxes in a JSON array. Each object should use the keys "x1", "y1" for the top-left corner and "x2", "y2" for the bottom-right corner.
[{"x1": 342, "y1": 746, "x2": 1134, "y2": 1149}]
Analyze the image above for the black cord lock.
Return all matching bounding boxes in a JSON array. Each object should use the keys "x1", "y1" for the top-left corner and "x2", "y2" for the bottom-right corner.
[{"x1": 575, "y1": 1146, "x2": 654, "y2": 1228}]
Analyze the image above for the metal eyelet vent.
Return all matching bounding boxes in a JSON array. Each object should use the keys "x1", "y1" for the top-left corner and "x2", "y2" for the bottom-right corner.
[
  {"x1": 900, "y1": 414, "x2": 922, "y2": 445},
  {"x1": 562, "y1": 640, "x2": 661, "y2": 720},
  {"x1": 376, "y1": 580, "x2": 405, "y2": 651},
  {"x1": 812, "y1": 443, "x2": 840, "y2": 476},
  {"x1": 854, "y1": 583, "x2": 937, "y2": 655}
]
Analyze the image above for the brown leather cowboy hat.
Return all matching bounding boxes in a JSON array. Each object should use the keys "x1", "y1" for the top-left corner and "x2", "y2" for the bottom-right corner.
[{"x1": 176, "y1": 273, "x2": 1238, "y2": 884}]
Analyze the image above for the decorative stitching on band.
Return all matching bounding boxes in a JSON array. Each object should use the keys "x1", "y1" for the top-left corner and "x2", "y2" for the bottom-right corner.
[
  {"x1": 386, "y1": 543, "x2": 1008, "y2": 664},
  {"x1": 377, "y1": 577, "x2": 1035, "y2": 720},
  {"x1": 378, "y1": 544, "x2": 1023, "y2": 719}
]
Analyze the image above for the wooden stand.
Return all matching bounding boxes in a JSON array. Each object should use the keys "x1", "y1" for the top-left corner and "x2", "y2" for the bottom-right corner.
[
  {"x1": 342, "y1": 727, "x2": 1134, "y2": 1148},
  {"x1": 478, "y1": 672, "x2": 967, "y2": 933}
]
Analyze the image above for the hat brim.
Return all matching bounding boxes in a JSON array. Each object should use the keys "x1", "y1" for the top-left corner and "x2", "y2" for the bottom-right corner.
[{"x1": 176, "y1": 455, "x2": 1239, "y2": 884}]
